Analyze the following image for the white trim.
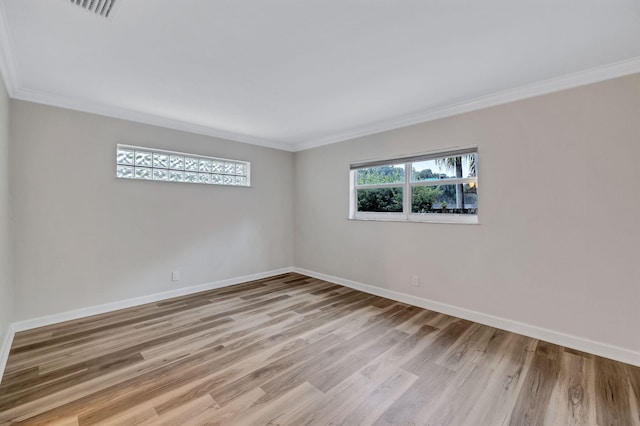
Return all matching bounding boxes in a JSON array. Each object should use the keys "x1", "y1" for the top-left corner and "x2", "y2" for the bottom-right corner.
[
  {"x1": 1, "y1": 0, "x2": 639, "y2": 156},
  {"x1": 0, "y1": 267, "x2": 293, "y2": 382},
  {"x1": 356, "y1": 182, "x2": 405, "y2": 190},
  {"x1": 295, "y1": 57, "x2": 640, "y2": 151},
  {"x1": 3, "y1": 266, "x2": 639, "y2": 381},
  {"x1": 10, "y1": 267, "x2": 293, "y2": 333},
  {"x1": 13, "y1": 54, "x2": 640, "y2": 153},
  {"x1": 0, "y1": 0, "x2": 639, "y2": 155},
  {"x1": 12, "y1": 87, "x2": 296, "y2": 152},
  {"x1": 411, "y1": 177, "x2": 477, "y2": 187},
  {"x1": 293, "y1": 267, "x2": 640, "y2": 367},
  {"x1": 354, "y1": 177, "x2": 478, "y2": 190},
  {"x1": 351, "y1": 213, "x2": 478, "y2": 224}
]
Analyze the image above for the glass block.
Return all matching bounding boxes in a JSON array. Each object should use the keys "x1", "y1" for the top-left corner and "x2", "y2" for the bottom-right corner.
[
  {"x1": 184, "y1": 171, "x2": 198, "y2": 183},
  {"x1": 153, "y1": 153, "x2": 169, "y2": 168},
  {"x1": 170, "y1": 155, "x2": 184, "y2": 170},
  {"x1": 198, "y1": 173, "x2": 211, "y2": 184},
  {"x1": 235, "y1": 163, "x2": 246, "y2": 176},
  {"x1": 235, "y1": 176, "x2": 246, "y2": 186},
  {"x1": 198, "y1": 159, "x2": 212, "y2": 173},
  {"x1": 134, "y1": 167, "x2": 153, "y2": 180},
  {"x1": 224, "y1": 162, "x2": 235, "y2": 175},
  {"x1": 168, "y1": 170, "x2": 184, "y2": 182},
  {"x1": 223, "y1": 175, "x2": 234, "y2": 185},
  {"x1": 117, "y1": 148, "x2": 134, "y2": 165},
  {"x1": 212, "y1": 161, "x2": 223, "y2": 174},
  {"x1": 116, "y1": 165, "x2": 134, "y2": 179},
  {"x1": 153, "y1": 169, "x2": 168, "y2": 181},
  {"x1": 135, "y1": 151, "x2": 152, "y2": 167},
  {"x1": 211, "y1": 174, "x2": 223, "y2": 184},
  {"x1": 184, "y1": 157, "x2": 199, "y2": 171}
]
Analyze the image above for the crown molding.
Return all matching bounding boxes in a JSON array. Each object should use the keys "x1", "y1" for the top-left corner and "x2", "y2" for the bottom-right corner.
[
  {"x1": 12, "y1": 86, "x2": 297, "y2": 152},
  {"x1": 0, "y1": 1, "x2": 295, "y2": 151},
  {"x1": 294, "y1": 56, "x2": 640, "y2": 152},
  {"x1": 1, "y1": 0, "x2": 639, "y2": 153}
]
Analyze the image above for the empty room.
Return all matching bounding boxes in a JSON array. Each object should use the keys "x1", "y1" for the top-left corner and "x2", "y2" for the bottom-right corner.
[{"x1": 1, "y1": 0, "x2": 640, "y2": 425}]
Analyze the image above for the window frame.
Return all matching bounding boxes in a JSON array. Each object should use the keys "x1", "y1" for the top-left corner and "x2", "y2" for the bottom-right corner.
[{"x1": 349, "y1": 148, "x2": 478, "y2": 224}]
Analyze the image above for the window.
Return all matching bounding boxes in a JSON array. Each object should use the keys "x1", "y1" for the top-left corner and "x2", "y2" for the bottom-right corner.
[
  {"x1": 349, "y1": 147, "x2": 478, "y2": 223},
  {"x1": 116, "y1": 144, "x2": 250, "y2": 187}
]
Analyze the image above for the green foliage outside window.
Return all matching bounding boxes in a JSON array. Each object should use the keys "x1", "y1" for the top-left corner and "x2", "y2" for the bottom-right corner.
[
  {"x1": 356, "y1": 165, "x2": 404, "y2": 185},
  {"x1": 357, "y1": 188, "x2": 403, "y2": 212}
]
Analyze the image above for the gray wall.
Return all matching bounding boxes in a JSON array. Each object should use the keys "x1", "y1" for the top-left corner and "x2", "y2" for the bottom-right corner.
[
  {"x1": 5, "y1": 73, "x2": 640, "y2": 357},
  {"x1": 0, "y1": 72, "x2": 11, "y2": 344},
  {"x1": 294, "y1": 74, "x2": 640, "y2": 352},
  {"x1": 10, "y1": 101, "x2": 294, "y2": 320}
]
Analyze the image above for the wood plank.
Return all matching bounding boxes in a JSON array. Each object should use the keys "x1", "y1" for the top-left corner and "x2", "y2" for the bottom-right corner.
[
  {"x1": 509, "y1": 340, "x2": 563, "y2": 425},
  {"x1": 0, "y1": 273, "x2": 638, "y2": 425},
  {"x1": 595, "y1": 355, "x2": 633, "y2": 426},
  {"x1": 544, "y1": 351, "x2": 596, "y2": 426}
]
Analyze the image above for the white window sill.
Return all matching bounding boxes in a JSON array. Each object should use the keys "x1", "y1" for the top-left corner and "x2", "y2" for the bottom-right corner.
[{"x1": 349, "y1": 213, "x2": 479, "y2": 224}]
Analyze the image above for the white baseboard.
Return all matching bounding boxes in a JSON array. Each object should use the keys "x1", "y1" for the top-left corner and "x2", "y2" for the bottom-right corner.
[
  {"x1": 0, "y1": 267, "x2": 293, "y2": 382},
  {"x1": 3, "y1": 266, "x2": 638, "y2": 383},
  {"x1": 294, "y1": 267, "x2": 640, "y2": 367}
]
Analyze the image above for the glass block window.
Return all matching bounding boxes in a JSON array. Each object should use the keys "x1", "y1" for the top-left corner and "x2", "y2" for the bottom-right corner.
[{"x1": 116, "y1": 144, "x2": 250, "y2": 187}]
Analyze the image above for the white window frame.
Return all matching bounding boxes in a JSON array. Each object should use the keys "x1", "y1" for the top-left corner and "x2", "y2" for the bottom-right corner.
[{"x1": 349, "y1": 147, "x2": 478, "y2": 224}]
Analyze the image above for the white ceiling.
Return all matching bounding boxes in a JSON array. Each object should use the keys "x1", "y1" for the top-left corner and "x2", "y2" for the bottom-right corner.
[{"x1": 1, "y1": 0, "x2": 639, "y2": 151}]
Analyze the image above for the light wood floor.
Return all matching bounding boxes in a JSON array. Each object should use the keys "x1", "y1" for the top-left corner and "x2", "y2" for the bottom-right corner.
[{"x1": 1, "y1": 273, "x2": 639, "y2": 425}]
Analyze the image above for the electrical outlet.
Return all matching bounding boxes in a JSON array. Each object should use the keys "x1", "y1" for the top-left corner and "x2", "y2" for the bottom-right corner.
[
  {"x1": 172, "y1": 271, "x2": 180, "y2": 281},
  {"x1": 411, "y1": 275, "x2": 420, "y2": 287}
]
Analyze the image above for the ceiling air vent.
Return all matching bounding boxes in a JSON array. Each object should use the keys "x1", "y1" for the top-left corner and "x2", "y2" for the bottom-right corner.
[{"x1": 69, "y1": 0, "x2": 119, "y2": 19}]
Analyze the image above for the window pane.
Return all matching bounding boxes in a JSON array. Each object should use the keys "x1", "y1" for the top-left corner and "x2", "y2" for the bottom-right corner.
[
  {"x1": 116, "y1": 165, "x2": 133, "y2": 178},
  {"x1": 356, "y1": 165, "x2": 405, "y2": 185},
  {"x1": 199, "y1": 159, "x2": 212, "y2": 173},
  {"x1": 411, "y1": 183, "x2": 477, "y2": 214},
  {"x1": 198, "y1": 173, "x2": 211, "y2": 184},
  {"x1": 212, "y1": 161, "x2": 223, "y2": 173},
  {"x1": 153, "y1": 169, "x2": 168, "y2": 181},
  {"x1": 224, "y1": 162, "x2": 236, "y2": 175},
  {"x1": 184, "y1": 157, "x2": 199, "y2": 171},
  {"x1": 153, "y1": 153, "x2": 169, "y2": 169},
  {"x1": 135, "y1": 151, "x2": 152, "y2": 167},
  {"x1": 168, "y1": 170, "x2": 184, "y2": 182},
  {"x1": 117, "y1": 149, "x2": 134, "y2": 165},
  {"x1": 134, "y1": 167, "x2": 152, "y2": 180},
  {"x1": 357, "y1": 187, "x2": 403, "y2": 212},
  {"x1": 412, "y1": 155, "x2": 476, "y2": 182},
  {"x1": 170, "y1": 155, "x2": 185, "y2": 170}
]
